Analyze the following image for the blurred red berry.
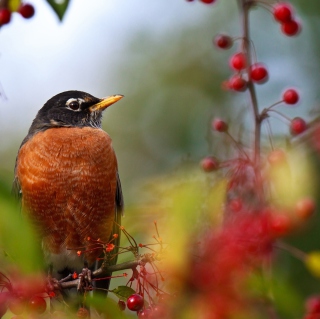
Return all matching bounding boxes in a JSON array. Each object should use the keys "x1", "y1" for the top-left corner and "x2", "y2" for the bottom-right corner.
[
  {"x1": 281, "y1": 20, "x2": 301, "y2": 36},
  {"x1": 137, "y1": 307, "x2": 153, "y2": 318},
  {"x1": 273, "y1": 3, "x2": 293, "y2": 23},
  {"x1": 77, "y1": 307, "x2": 89, "y2": 318},
  {"x1": 200, "y1": 156, "x2": 219, "y2": 172},
  {"x1": 250, "y1": 63, "x2": 269, "y2": 84},
  {"x1": 9, "y1": 298, "x2": 26, "y2": 315},
  {"x1": 18, "y1": 3, "x2": 35, "y2": 19},
  {"x1": 229, "y1": 52, "x2": 246, "y2": 71},
  {"x1": 0, "y1": 8, "x2": 11, "y2": 26},
  {"x1": 27, "y1": 296, "x2": 46, "y2": 314},
  {"x1": 229, "y1": 74, "x2": 247, "y2": 92},
  {"x1": 118, "y1": 300, "x2": 126, "y2": 311},
  {"x1": 212, "y1": 118, "x2": 228, "y2": 132},
  {"x1": 283, "y1": 89, "x2": 299, "y2": 104},
  {"x1": 229, "y1": 198, "x2": 243, "y2": 213},
  {"x1": 127, "y1": 294, "x2": 144, "y2": 312},
  {"x1": 214, "y1": 34, "x2": 232, "y2": 49},
  {"x1": 295, "y1": 198, "x2": 316, "y2": 220},
  {"x1": 267, "y1": 149, "x2": 287, "y2": 166},
  {"x1": 153, "y1": 304, "x2": 168, "y2": 318},
  {"x1": 270, "y1": 214, "x2": 292, "y2": 237},
  {"x1": 305, "y1": 295, "x2": 320, "y2": 314},
  {"x1": 200, "y1": 0, "x2": 216, "y2": 3},
  {"x1": 290, "y1": 117, "x2": 307, "y2": 135}
]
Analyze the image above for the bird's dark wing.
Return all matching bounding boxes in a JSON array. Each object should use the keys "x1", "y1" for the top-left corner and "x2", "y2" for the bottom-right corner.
[{"x1": 94, "y1": 171, "x2": 124, "y2": 296}]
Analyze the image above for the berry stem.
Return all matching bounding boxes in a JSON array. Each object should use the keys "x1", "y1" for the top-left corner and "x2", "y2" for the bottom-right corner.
[{"x1": 238, "y1": 0, "x2": 264, "y2": 200}]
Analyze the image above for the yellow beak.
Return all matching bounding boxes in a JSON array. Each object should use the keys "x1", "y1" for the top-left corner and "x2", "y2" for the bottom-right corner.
[{"x1": 89, "y1": 94, "x2": 124, "y2": 112}]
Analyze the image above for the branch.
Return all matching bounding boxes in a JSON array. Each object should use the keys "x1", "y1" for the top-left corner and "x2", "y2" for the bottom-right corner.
[{"x1": 58, "y1": 256, "x2": 152, "y2": 290}]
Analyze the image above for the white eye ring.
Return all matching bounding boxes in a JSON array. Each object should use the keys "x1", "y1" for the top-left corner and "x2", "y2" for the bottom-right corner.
[{"x1": 66, "y1": 98, "x2": 85, "y2": 112}]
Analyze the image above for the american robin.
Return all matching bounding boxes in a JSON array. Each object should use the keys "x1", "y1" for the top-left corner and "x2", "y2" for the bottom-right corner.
[{"x1": 13, "y1": 90, "x2": 124, "y2": 292}]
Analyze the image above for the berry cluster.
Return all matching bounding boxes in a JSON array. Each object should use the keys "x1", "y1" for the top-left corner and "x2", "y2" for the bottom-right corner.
[
  {"x1": 201, "y1": 1, "x2": 308, "y2": 176},
  {"x1": 0, "y1": 272, "x2": 54, "y2": 317},
  {"x1": 0, "y1": 2, "x2": 35, "y2": 27},
  {"x1": 273, "y1": 2, "x2": 301, "y2": 36}
]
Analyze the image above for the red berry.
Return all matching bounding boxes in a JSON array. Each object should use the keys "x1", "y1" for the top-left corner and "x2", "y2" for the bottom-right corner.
[
  {"x1": 229, "y1": 198, "x2": 243, "y2": 212},
  {"x1": 214, "y1": 34, "x2": 232, "y2": 49},
  {"x1": 267, "y1": 149, "x2": 286, "y2": 165},
  {"x1": 290, "y1": 117, "x2": 307, "y2": 135},
  {"x1": 118, "y1": 300, "x2": 126, "y2": 311},
  {"x1": 229, "y1": 74, "x2": 247, "y2": 92},
  {"x1": 126, "y1": 294, "x2": 144, "y2": 312},
  {"x1": 295, "y1": 198, "x2": 315, "y2": 220},
  {"x1": 200, "y1": 156, "x2": 219, "y2": 172},
  {"x1": 18, "y1": 3, "x2": 35, "y2": 19},
  {"x1": 0, "y1": 8, "x2": 11, "y2": 26},
  {"x1": 229, "y1": 52, "x2": 246, "y2": 71},
  {"x1": 9, "y1": 298, "x2": 26, "y2": 315},
  {"x1": 250, "y1": 63, "x2": 269, "y2": 84},
  {"x1": 273, "y1": 3, "x2": 293, "y2": 23},
  {"x1": 137, "y1": 307, "x2": 152, "y2": 318},
  {"x1": 270, "y1": 214, "x2": 292, "y2": 237},
  {"x1": 212, "y1": 118, "x2": 228, "y2": 132},
  {"x1": 200, "y1": 0, "x2": 216, "y2": 3},
  {"x1": 153, "y1": 304, "x2": 168, "y2": 318},
  {"x1": 305, "y1": 295, "x2": 320, "y2": 314},
  {"x1": 281, "y1": 20, "x2": 301, "y2": 36},
  {"x1": 27, "y1": 296, "x2": 46, "y2": 314},
  {"x1": 283, "y1": 89, "x2": 299, "y2": 104}
]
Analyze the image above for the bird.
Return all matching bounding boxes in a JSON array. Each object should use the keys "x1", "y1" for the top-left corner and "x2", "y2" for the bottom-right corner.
[{"x1": 13, "y1": 90, "x2": 124, "y2": 297}]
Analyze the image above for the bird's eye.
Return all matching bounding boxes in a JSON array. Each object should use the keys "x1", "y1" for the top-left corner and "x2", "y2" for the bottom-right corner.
[{"x1": 68, "y1": 101, "x2": 80, "y2": 111}]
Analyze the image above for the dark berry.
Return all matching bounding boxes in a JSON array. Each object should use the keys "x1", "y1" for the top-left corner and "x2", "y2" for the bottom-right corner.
[
  {"x1": 127, "y1": 294, "x2": 144, "y2": 312},
  {"x1": 27, "y1": 296, "x2": 46, "y2": 314},
  {"x1": 212, "y1": 118, "x2": 228, "y2": 132},
  {"x1": 229, "y1": 52, "x2": 246, "y2": 71},
  {"x1": 283, "y1": 89, "x2": 299, "y2": 104},
  {"x1": 118, "y1": 300, "x2": 126, "y2": 311},
  {"x1": 290, "y1": 117, "x2": 307, "y2": 135},
  {"x1": 200, "y1": 156, "x2": 219, "y2": 172},
  {"x1": 200, "y1": 0, "x2": 216, "y2": 3},
  {"x1": 18, "y1": 3, "x2": 35, "y2": 19},
  {"x1": 273, "y1": 3, "x2": 293, "y2": 23},
  {"x1": 250, "y1": 63, "x2": 269, "y2": 84},
  {"x1": 214, "y1": 34, "x2": 232, "y2": 49},
  {"x1": 0, "y1": 8, "x2": 11, "y2": 26},
  {"x1": 281, "y1": 20, "x2": 301, "y2": 36}
]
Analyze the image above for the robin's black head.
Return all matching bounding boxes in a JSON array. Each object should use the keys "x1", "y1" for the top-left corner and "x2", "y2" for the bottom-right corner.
[{"x1": 27, "y1": 90, "x2": 123, "y2": 136}]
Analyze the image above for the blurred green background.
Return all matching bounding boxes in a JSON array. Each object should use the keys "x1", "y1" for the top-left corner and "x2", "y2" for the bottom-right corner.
[{"x1": 1, "y1": 0, "x2": 320, "y2": 317}]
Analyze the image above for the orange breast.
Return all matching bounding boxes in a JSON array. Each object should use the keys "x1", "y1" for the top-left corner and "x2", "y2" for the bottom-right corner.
[{"x1": 16, "y1": 127, "x2": 117, "y2": 266}]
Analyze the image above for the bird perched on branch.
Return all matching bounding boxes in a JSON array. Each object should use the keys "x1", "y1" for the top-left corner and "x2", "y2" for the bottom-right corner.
[{"x1": 13, "y1": 90, "x2": 124, "y2": 296}]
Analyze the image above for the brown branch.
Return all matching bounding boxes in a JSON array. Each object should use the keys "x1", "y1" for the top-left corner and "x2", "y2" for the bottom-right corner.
[{"x1": 58, "y1": 256, "x2": 151, "y2": 290}]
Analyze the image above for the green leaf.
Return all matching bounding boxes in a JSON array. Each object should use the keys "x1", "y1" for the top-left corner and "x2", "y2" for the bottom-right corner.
[
  {"x1": 46, "y1": 0, "x2": 70, "y2": 21},
  {"x1": 0, "y1": 187, "x2": 43, "y2": 273},
  {"x1": 111, "y1": 286, "x2": 136, "y2": 301},
  {"x1": 85, "y1": 295, "x2": 125, "y2": 317}
]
